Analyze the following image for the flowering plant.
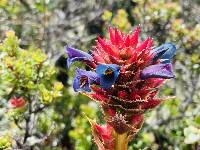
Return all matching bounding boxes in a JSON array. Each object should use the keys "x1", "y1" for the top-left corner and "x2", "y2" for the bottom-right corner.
[
  {"x1": 66, "y1": 26, "x2": 176, "y2": 150},
  {"x1": 0, "y1": 31, "x2": 64, "y2": 149}
]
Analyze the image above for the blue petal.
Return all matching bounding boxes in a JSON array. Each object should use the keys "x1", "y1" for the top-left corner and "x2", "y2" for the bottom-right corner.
[
  {"x1": 65, "y1": 46, "x2": 93, "y2": 68},
  {"x1": 73, "y1": 68, "x2": 100, "y2": 92},
  {"x1": 67, "y1": 57, "x2": 92, "y2": 69},
  {"x1": 66, "y1": 46, "x2": 93, "y2": 59},
  {"x1": 75, "y1": 68, "x2": 100, "y2": 84},
  {"x1": 96, "y1": 64, "x2": 120, "y2": 88},
  {"x1": 73, "y1": 76, "x2": 81, "y2": 92},
  {"x1": 152, "y1": 43, "x2": 176, "y2": 63},
  {"x1": 96, "y1": 64, "x2": 120, "y2": 75},
  {"x1": 99, "y1": 74, "x2": 118, "y2": 88},
  {"x1": 73, "y1": 76, "x2": 91, "y2": 92},
  {"x1": 141, "y1": 63, "x2": 175, "y2": 79}
]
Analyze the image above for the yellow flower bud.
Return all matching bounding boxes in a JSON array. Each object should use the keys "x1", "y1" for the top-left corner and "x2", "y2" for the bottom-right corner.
[
  {"x1": 5, "y1": 30, "x2": 15, "y2": 38},
  {"x1": 54, "y1": 82, "x2": 63, "y2": 91},
  {"x1": 102, "y1": 10, "x2": 112, "y2": 21}
]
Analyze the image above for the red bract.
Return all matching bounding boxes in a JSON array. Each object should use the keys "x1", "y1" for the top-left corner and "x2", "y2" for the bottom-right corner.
[
  {"x1": 8, "y1": 97, "x2": 26, "y2": 109},
  {"x1": 89, "y1": 119, "x2": 114, "y2": 150},
  {"x1": 93, "y1": 27, "x2": 153, "y2": 66}
]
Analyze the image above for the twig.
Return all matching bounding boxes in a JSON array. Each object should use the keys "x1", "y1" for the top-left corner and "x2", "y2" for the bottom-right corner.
[
  {"x1": 14, "y1": 118, "x2": 23, "y2": 130},
  {"x1": 13, "y1": 138, "x2": 23, "y2": 149},
  {"x1": 32, "y1": 105, "x2": 46, "y2": 114},
  {"x1": 23, "y1": 98, "x2": 32, "y2": 144},
  {"x1": 19, "y1": 0, "x2": 31, "y2": 11}
]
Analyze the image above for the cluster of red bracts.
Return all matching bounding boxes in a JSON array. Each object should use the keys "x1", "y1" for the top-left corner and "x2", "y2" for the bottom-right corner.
[
  {"x1": 66, "y1": 26, "x2": 176, "y2": 149},
  {"x1": 8, "y1": 96, "x2": 26, "y2": 109}
]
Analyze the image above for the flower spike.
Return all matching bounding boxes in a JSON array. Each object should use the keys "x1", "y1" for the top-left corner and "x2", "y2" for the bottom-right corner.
[{"x1": 67, "y1": 26, "x2": 176, "y2": 149}]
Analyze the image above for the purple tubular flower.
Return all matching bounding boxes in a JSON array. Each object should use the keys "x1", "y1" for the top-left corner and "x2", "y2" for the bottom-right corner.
[
  {"x1": 65, "y1": 46, "x2": 93, "y2": 68},
  {"x1": 140, "y1": 63, "x2": 175, "y2": 79},
  {"x1": 96, "y1": 64, "x2": 120, "y2": 89},
  {"x1": 152, "y1": 43, "x2": 176, "y2": 63},
  {"x1": 73, "y1": 68, "x2": 100, "y2": 92}
]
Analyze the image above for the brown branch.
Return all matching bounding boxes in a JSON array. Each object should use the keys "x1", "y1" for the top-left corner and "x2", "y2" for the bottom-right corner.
[
  {"x1": 14, "y1": 118, "x2": 23, "y2": 130},
  {"x1": 32, "y1": 105, "x2": 46, "y2": 114},
  {"x1": 23, "y1": 98, "x2": 32, "y2": 144},
  {"x1": 19, "y1": 0, "x2": 31, "y2": 11},
  {"x1": 14, "y1": 138, "x2": 23, "y2": 149}
]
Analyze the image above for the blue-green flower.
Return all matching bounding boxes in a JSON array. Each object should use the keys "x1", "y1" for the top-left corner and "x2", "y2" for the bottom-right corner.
[
  {"x1": 96, "y1": 64, "x2": 120, "y2": 89},
  {"x1": 73, "y1": 68, "x2": 99, "y2": 92}
]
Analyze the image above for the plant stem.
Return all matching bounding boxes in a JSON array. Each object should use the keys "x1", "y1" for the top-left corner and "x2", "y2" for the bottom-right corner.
[{"x1": 115, "y1": 133, "x2": 128, "y2": 150}]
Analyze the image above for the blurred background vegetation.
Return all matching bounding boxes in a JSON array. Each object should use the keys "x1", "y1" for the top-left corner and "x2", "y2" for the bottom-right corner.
[{"x1": 0, "y1": 0, "x2": 200, "y2": 149}]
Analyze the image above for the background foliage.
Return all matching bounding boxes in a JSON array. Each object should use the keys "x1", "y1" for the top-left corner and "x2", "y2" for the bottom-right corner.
[{"x1": 0, "y1": 0, "x2": 200, "y2": 149}]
